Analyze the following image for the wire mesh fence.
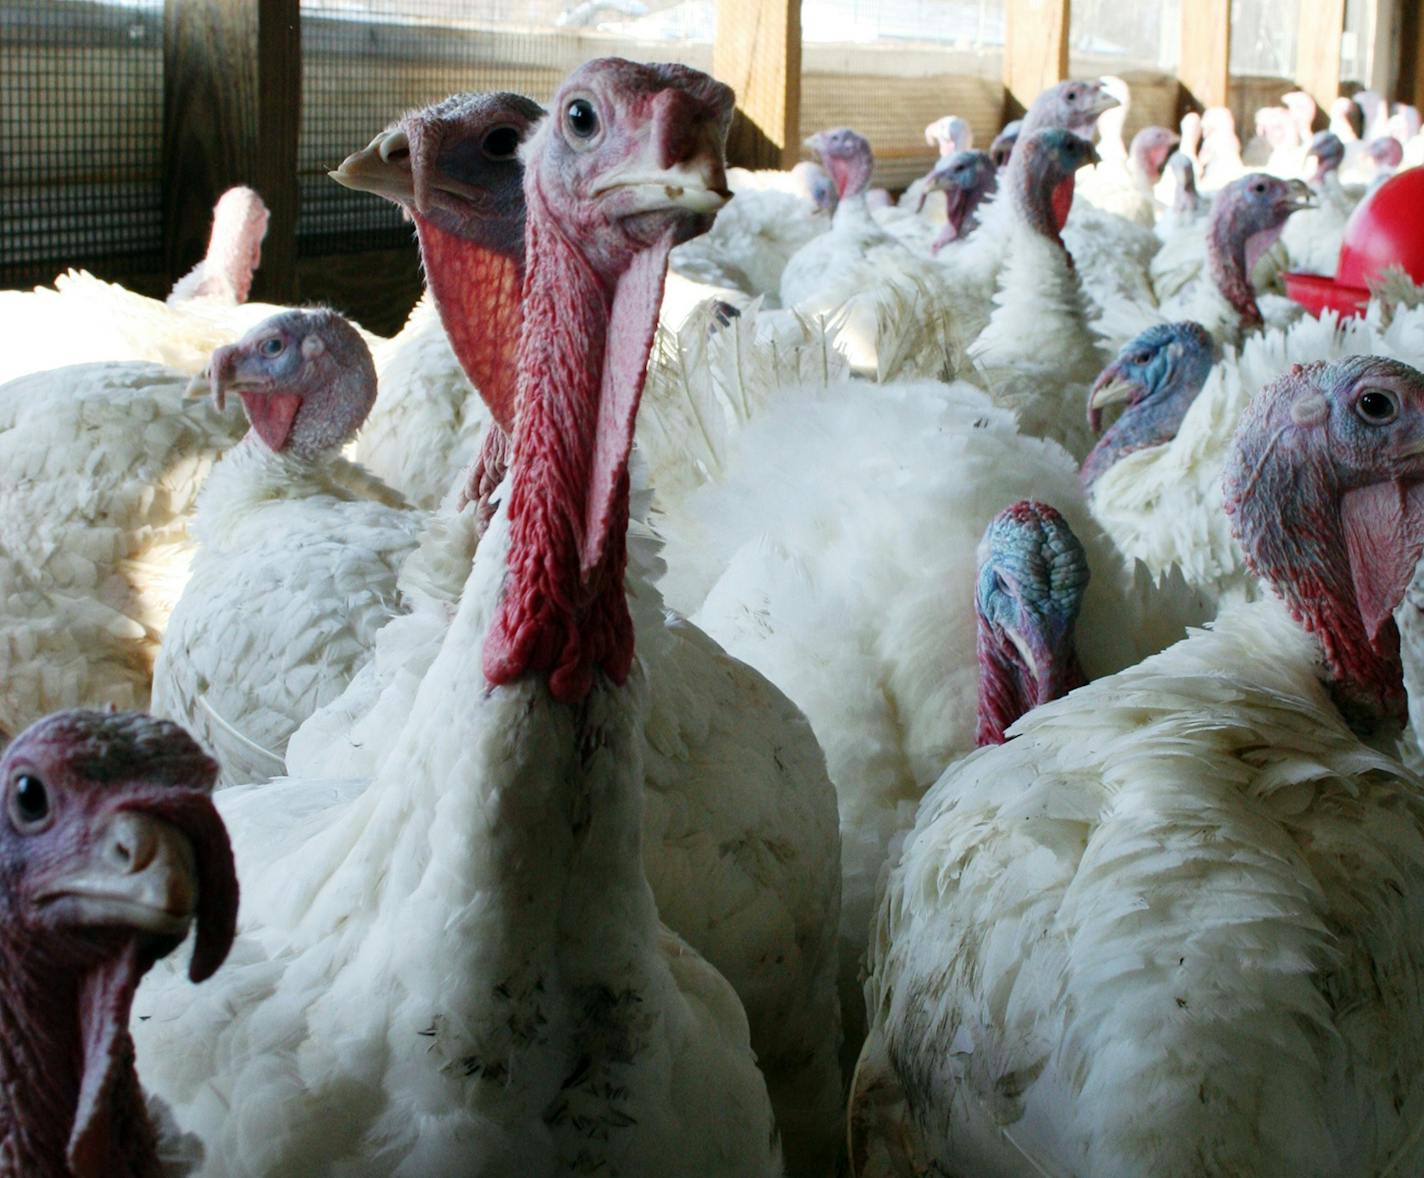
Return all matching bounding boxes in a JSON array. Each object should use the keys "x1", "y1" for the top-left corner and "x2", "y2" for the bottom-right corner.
[{"x1": 1, "y1": 0, "x2": 166, "y2": 291}]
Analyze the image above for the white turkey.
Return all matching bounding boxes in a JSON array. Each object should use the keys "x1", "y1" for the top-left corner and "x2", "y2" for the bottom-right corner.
[
  {"x1": 0, "y1": 361, "x2": 248, "y2": 744},
  {"x1": 1281, "y1": 131, "x2": 1357, "y2": 278},
  {"x1": 151, "y1": 309, "x2": 422, "y2": 786},
  {"x1": 133, "y1": 58, "x2": 792, "y2": 1178},
  {"x1": 855, "y1": 353, "x2": 1424, "y2": 1177}
]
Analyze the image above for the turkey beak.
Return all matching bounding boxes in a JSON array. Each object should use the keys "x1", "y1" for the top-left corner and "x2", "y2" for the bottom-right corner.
[
  {"x1": 330, "y1": 127, "x2": 415, "y2": 203},
  {"x1": 1283, "y1": 179, "x2": 1316, "y2": 211},
  {"x1": 34, "y1": 811, "x2": 199, "y2": 943},
  {"x1": 1088, "y1": 363, "x2": 1137, "y2": 433},
  {"x1": 1088, "y1": 89, "x2": 1121, "y2": 118}
]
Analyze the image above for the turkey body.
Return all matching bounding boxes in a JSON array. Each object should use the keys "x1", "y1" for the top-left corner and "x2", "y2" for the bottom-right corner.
[
  {"x1": 0, "y1": 361, "x2": 246, "y2": 740},
  {"x1": 860, "y1": 601, "x2": 1424, "y2": 1176},
  {"x1": 151, "y1": 435, "x2": 425, "y2": 785}
]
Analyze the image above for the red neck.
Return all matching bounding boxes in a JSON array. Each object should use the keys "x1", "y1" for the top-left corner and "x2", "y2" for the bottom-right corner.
[
  {"x1": 0, "y1": 940, "x2": 157, "y2": 1178},
  {"x1": 414, "y1": 215, "x2": 524, "y2": 433},
  {"x1": 481, "y1": 200, "x2": 647, "y2": 702},
  {"x1": 1207, "y1": 210, "x2": 1263, "y2": 328},
  {"x1": 1230, "y1": 457, "x2": 1406, "y2": 725}
]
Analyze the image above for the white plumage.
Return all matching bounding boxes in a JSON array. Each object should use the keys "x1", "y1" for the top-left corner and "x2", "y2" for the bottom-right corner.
[
  {"x1": 858, "y1": 600, "x2": 1424, "y2": 1176},
  {"x1": 0, "y1": 361, "x2": 247, "y2": 740},
  {"x1": 151, "y1": 435, "x2": 423, "y2": 784}
]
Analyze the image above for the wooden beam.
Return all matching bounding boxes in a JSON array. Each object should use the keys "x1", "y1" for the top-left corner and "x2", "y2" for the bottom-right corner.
[
  {"x1": 1395, "y1": 0, "x2": 1424, "y2": 105},
  {"x1": 1367, "y1": 0, "x2": 1399, "y2": 95},
  {"x1": 163, "y1": 0, "x2": 300, "y2": 302},
  {"x1": 1178, "y1": 0, "x2": 1231, "y2": 111},
  {"x1": 1295, "y1": 0, "x2": 1347, "y2": 109},
  {"x1": 714, "y1": 0, "x2": 801, "y2": 170},
  {"x1": 1002, "y1": 0, "x2": 1069, "y2": 121}
]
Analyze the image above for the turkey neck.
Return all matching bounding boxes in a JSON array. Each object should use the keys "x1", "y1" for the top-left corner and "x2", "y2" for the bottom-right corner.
[
  {"x1": 974, "y1": 615, "x2": 1085, "y2": 746},
  {"x1": 0, "y1": 941, "x2": 157, "y2": 1178},
  {"x1": 1230, "y1": 454, "x2": 1406, "y2": 726},
  {"x1": 482, "y1": 191, "x2": 649, "y2": 703},
  {"x1": 1081, "y1": 383, "x2": 1198, "y2": 490},
  {"x1": 1207, "y1": 203, "x2": 1264, "y2": 328}
]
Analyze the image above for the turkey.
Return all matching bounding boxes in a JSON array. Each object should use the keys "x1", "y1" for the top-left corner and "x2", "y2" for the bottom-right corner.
[
  {"x1": 0, "y1": 187, "x2": 283, "y2": 386},
  {"x1": 989, "y1": 119, "x2": 1021, "y2": 167},
  {"x1": 1077, "y1": 125, "x2": 1180, "y2": 225},
  {"x1": 921, "y1": 150, "x2": 997, "y2": 254},
  {"x1": 1198, "y1": 105, "x2": 1246, "y2": 190},
  {"x1": 315, "y1": 88, "x2": 846, "y2": 1172},
  {"x1": 1093, "y1": 171, "x2": 1314, "y2": 350},
  {"x1": 0, "y1": 709, "x2": 237, "y2": 1177},
  {"x1": 1018, "y1": 78, "x2": 1120, "y2": 143},
  {"x1": 1281, "y1": 131, "x2": 1357, "y2": 277},
  {"x1": 969, "y1": 129, "x2": 1105, "y2": 458},
  {"x1": 134, "y1": 60, "x2": 830, "y2": 1177},
  {"x1": 329, "y1": 92, "x2": 545, "y2": 508},
  {"x1": 0, "y1": 360, "x2": 249, "y2": 744},
  {"x1": 899, "y1": 115, "x2": 974, "y2": 220},
  {"x1": 1080, "y1": 320, "x2": 1217, "y2": 489},
  {"x1": 151, "y1": 310, "x2": 422, "y2": 787},
  {"x1": 651, "y1": 294, "x2": 1208, "y2": 1076},
  {"x1": 855, "y1": 353, "x2": 1424, "y2": 1177}
]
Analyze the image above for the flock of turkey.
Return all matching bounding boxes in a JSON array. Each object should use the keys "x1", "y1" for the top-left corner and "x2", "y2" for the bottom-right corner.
[{"x1": 6, "y1": 51, "x2": 1424, "y2": 1177}]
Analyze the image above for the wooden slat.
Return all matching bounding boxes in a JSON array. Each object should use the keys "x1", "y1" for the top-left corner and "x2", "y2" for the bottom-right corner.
[
  {"x1": 1003, "y1": 0, "x2": 1069, "y2": 120},
  {"x1": 162, "y1": 0, "x2": 300, "y2": 301},
  {"x1": 1295, "y1": 0, "x2": 1348, "y2": 108},
  {"x1": 1399, "y1": 0, "x2": 1424, "y2": 107},
  {"x1": 1178, "y1": 0, "x2": 1231, "y2": 111},
  {"x1": 714, "y1": 0, "x2": 801, "y2": 169}
]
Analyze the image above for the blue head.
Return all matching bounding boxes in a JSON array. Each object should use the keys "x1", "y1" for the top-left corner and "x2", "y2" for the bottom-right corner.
[
  {"x1": 1307, "y1": 130, "x2": 1345, "y2": 183},
  {"x1": 1081, "y1": 321, "x2": 1215, "y2": 489},
  {"x1": 975, "y1": 501, "x2": 1090, "y2": 745},
  {"x1": 921, "y1": 150, "x2": 997, "y2": 249},
  {"x1": 804, "y1": 127, "x2": 875, "y2": 199}
]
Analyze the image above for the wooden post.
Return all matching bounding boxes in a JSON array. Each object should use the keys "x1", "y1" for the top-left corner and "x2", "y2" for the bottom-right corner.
[
  {"x1": 1295, "y1": 0, "x2": 1348, "y2": 109},
  {"x1": 714, "y1": 0, "x2": 802, "y2": 169},
  {"x1": 1002, "y1": 0, "x2": 1069, "y2": 121},
  {"x1": 1367, "y1": 0, "x2": 1399, "y2": 95},
  {"x1": 1178, "y1": 0, "x2": 1231, "y2": 112},
  {"x1": 163, "y1": 0, "x2": 300, "y2": 301}
]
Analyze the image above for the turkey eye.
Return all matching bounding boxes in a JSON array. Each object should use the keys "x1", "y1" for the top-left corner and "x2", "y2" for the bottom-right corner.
[
  {"x1": 482, "y1": 125, "x2": 520, "y2": 159},
  {"x1": 1356, "y1": 389, "x2": 1398, "y2": 424},
  {"x1": 11, "y1": 775, "x2": 49, "y2": 828},
  {"x1": 565, "y1": 98, "x2": 599, "y2": 140},
  {"x1": 260, "y1": 337, "x2": 284, "y2": 357},
  {"x1": 1252, "y1": 181, "x2": 1266, "y2": 194}
]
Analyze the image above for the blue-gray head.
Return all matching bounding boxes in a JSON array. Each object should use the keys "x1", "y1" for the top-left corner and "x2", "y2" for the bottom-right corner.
[
  {"x1": 1307, "y1": 130, "x2": 1345, "y2": 183},
  {"x1": 920, "y1": 150, "x2": 997, "y2": 250},
  {"x1": 804, "y1": 127, "x2": 874, "y2": 199},
  {"x1": 1081, "y1": 321, "x2": 1216, "y2": 489},
  {"x1": 975, "y1": 501, "x2": 1090, "y2": 745}
]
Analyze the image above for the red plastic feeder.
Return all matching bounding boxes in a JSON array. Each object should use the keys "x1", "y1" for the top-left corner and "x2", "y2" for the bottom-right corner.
[{"x1": 1285, "y1": 166, "x2": 1424, "y2": 320}]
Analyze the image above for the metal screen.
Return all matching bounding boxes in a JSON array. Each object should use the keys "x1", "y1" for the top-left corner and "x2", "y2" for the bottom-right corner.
[
  {"x1": 0, "y1": 0, "x2": 166, "y2": 291},
  {"x1": 1230, "y1": 0, "x2": 1300, "y2": 78},
  {"x1": 298, "y1": 0, "x2": 714, "y2": 257}
]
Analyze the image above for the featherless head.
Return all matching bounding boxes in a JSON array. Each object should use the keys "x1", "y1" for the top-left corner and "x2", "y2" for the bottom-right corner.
[
  {"x1": 974, "y1": 501, "x2": 1089, "y2": 745},
  {"x1": 1389, "y1": 102, "x2": 1421, "y2": 141},
  {"x1": 201, "y1": 308, "x2": 376, "y2": 457},
  {"x1": 1166, "y1": 151, "x2": 1200, "y2": 212},
  {"x1": 203, "y1": 186, "x2": 269, "y2": 303},
  {"x1": 1179, "y1": 110, "x2": 1203, "y2": 156},
  {"x1": 331, "y1": 90, "x2": 542, "y2": 243},
  {"x1": 1281, "y1": 90, "x2": 1317, "y2": 136},
  {"x1": 1020, "y1": 79, "x2": 1119, "y2": 141},
  {"x1": 790, "y1": 160, "x2": 838, "y2": 214},
  {"x1": 1368, "y1": 135, "x2": 1404, "y2": 169},
  {"x1": 525, "y1": 58, "x2": 733, "y2": 275},
  {"x1": 922, "y1": 150, "x2": 996, "y2": 246},
  {"x1": 1330, "y1": 96, "x2": 1363, "y2": 140},
  {"x1": 1255, "y1": 106, "x2": 1295, "y2": 148},
  {"x1": 1307, "y1": 130, "x2": 1345, "y2": 182},
  {"x1": 924, "y1": 114, "x2": 973, "y2": 156},
  {"x1": 1208, "y1": 173, "x2": 1313, "y2": 324},
  {"x1": 989, "y1": 119, "x2": 1021, "y2": 168},
  {"x1": 1224, "y1": 356, "x2": 1424, "y2": 721},
  {"x1": 1201, "y1": 105, "x2": 1236, "y2": 138},
  {"x1": 1010, "y1": 128, "x2": 1097, "y2": 242},
  {"x1": 1082, "y1": 322, "x2": 1215, "y2": 488},
  {"x1": 1129, "y1": 125, "x2": 1180, "y2": 182},
  {"x1": 0, "y1": 710, "x2": 236, "y2": 1177},
  {"x1": 804, "y1": 126, "x2": 875, "y2": 200}
]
